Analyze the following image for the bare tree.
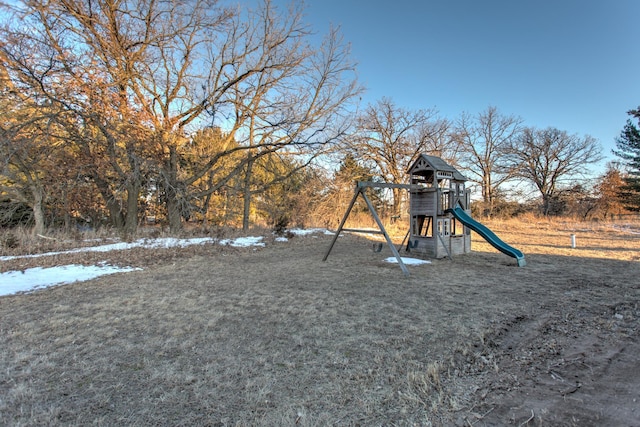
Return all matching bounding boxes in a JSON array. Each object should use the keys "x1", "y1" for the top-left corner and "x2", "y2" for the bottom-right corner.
[
  {"x1": 348, "y1": 97, "x2": 448, "y2": 218},
  {"x1": 417, "y1": 118, "x2": 460, "y2": 167},
  {"x1": 508, "y1": 127, "x2": 603, "y2": 215},
  {"x1": 454, "y1": 106, "x2": 523, "y2": 216},
  {"x1": 226, "y1": 20, "x2": 360, "y2": 230},
  {"x1": 124, "y1": 0, "x2": 360, "y2": 231},
  {"x1": 1, "y1": 0, "x2": 360, "y2": 232}
]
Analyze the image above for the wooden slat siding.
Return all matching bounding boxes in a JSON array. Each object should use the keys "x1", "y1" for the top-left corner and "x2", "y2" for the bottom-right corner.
[
  {"x1": 436, "y1": 232, "x2": 447, "y2": 258},
  {"x1": 411, "y1": 236, "x2": 436, "y2": 255},
  {"x1": 450, "y1": 236, "x2": 465, "y2": 256},
  {"x1": 410, "y1": 197, "x2": 436, "y2": 213},
  {"x1": 410, "y1": 189, "x2": 437, "y2": 213}
]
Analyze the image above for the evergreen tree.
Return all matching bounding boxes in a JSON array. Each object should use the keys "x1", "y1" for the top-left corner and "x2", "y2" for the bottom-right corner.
[
  {"x1": 613, "y1": 108, "x2": 640, "y2": 211},
  {"x1": 334, "y1": 154, "x2": 374, "y2": 188}
]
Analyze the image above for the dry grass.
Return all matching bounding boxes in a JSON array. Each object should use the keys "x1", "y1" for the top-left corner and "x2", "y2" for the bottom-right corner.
[
  {"x1": 1, "y1": 218, "x2": 639, "y2": 426},
  {"x1": 473, "y1": 215, "x2": 640, "y2": 262}
]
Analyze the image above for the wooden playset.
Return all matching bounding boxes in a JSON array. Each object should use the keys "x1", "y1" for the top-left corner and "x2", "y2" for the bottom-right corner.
[{"x1": 323, "y1": 154, "x2": 525, "y2": 275}]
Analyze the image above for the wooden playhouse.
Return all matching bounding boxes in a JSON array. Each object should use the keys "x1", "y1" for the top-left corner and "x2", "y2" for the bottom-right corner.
[{"x1": 407, "y1": 154, "x2": 471, "y2": 259}]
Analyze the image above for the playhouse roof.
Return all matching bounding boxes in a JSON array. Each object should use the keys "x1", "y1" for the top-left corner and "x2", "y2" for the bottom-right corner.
[{"x1": 408, "y1": 154, "x2": 467, "y2": 181}]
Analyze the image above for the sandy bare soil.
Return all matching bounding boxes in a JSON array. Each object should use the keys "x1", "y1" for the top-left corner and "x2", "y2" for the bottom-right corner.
[{"x1": 1, "y1": 220, "x2": 639, "y2": 426}]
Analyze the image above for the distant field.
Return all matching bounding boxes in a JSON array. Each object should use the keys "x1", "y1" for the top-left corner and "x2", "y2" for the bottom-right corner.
[
  {"x1": 1, "y1": 218, "x2": 639, "y2": 425},
  {"x1": 472, "y1": 216, "x2": 640, "y2": 261}
]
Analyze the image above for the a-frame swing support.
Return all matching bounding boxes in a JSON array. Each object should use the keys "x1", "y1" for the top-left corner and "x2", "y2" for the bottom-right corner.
[{"x1": 322, "y1": 181, "x2": 421, "y2": 277}]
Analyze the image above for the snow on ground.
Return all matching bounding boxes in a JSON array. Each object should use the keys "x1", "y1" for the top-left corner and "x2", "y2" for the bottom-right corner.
[
  {"x1": 0, "y1": 229, "x2": 428, "y2": 297},
  {"x1": 0, "y1": 237, "x2": 217, "y2": 262},
  {"x1": 219, "y1": 236, "x2": 265, "y2": 247},
  {"x1": 0, "y1": 231, "x2": 330, "y2": 297},
  {"x1": 384, "y1": 256, "x2": 432, "y2": 266},
  {"x1": 1, "y1": 235, "x2": 263, "y2": 296},
  {"x1": 272, "y1": 228, "x2": 334, "y2": 243},
  {"x1": 288, "y1": 228, "x2": 334, "y2": 236},
  {"x1": 1, "y1": 265, "x2": 141, "y2": 297}
]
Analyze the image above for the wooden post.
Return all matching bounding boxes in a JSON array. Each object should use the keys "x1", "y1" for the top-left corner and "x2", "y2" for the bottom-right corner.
[
  {"x1": 322, "y1": 186, "x2": 361, "y2": 262},
  {"x1": 323, "y1": 182, "x2": 411, "y2": 276}
]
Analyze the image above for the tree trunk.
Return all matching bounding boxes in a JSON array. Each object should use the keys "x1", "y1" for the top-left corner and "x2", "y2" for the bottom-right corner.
[
  {"x1": 166, "y1": 186, "x2": 182, "y2": 232},
  {"x1": 31, "y1": 185, "x2": 46, "y2": 236},
  {"x1": 92, "y1": 175, "x2": 125, "y2": 230},
  {"x1": 165, "y1": 145, "x2": 183, "y2": 233},
  {"x1": 123, "y1": 140, "x2": 142, "y2": 236},
  {"x1": 483, "y1": 175, "x2": 493, "y2": 217},
  {"x1": 391, "y1": 187, "x2": 402, "y2": 222},
  {"x1": 542, "y1": 194, "x2": 551, "y2": 216},
  {"x1": 124, "y1": 180, "x2": 140, "y2": 236},
  {"x1": 242, "y1": 154, "x2": 254, "y2": 231},
  {"x1": 62, "y1": 185, "x2": 71, "y2": 232}
]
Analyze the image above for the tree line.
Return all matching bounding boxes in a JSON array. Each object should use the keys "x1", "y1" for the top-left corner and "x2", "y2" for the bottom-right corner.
[
  {"x1": 344, "y1": 99, "x2": 624, "y2": 221},
  {"x1": 1, "y1": 0, "x2": 638, "y2": 236}
]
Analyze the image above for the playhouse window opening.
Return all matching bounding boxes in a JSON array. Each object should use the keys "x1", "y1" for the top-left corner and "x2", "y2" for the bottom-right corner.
[
  {"x1": 438, "y1": 178, "x2": 451, "y2": 189},
  {"x1": 440, "y1": 190, "x2": 450, "y2": 212},
  {"x1": 451, "y1": 218, "x2": 463, "y2": 236},
  {"x1": 412, "y1": 215, "x2": 433, "y2": 237},
  {"x1": 411, "y1": 172, "x2": 433, "y2": 187}
]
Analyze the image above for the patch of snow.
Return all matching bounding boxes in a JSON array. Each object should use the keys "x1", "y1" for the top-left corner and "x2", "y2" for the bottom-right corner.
[
  {"x1": 142, "y1": 237, "x2": 215, "y2": 248},
  {"x1": 0, "y1": 264, "x2": 141, "y2": 296},
  {"x1": 219, "y1": 236, "x2": 265, "y2": 247},
  {"x1": 0, "y1": 237, "x2": 216, "y2": 261},
  {"x1": 275, "y1": 237, "x2": 289, "y2": 242},
  {"x1": 289, "y1": 228, "x2": 330, "y2": 236},
  {"x1": 384, "y1": 257, "x2": 431, "y2": 266}
]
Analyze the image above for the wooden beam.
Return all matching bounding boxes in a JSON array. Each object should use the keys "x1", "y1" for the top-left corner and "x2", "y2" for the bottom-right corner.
[
  {"x1": 323, "y1": 183, "x2": 411, "y2": 276},
  {"x1": 341, "y1": 228, "x2": 384, "y2": 234},
  {"x1": 356, "y1": 181, "x2": 425, "y2": 190},
  {"x1": 322, "y1": 186, "x2": 361, "y2": 262}
]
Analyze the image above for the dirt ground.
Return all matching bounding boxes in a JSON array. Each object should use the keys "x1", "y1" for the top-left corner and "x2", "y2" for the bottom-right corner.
[{"x1": 1, "y1": 220, "x2": 639, "y2": 426}]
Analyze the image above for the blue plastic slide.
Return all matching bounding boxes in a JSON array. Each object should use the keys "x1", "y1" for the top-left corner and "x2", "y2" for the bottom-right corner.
[{"x1": 446, "y1": 207, "x2": 526, "y2": 267}]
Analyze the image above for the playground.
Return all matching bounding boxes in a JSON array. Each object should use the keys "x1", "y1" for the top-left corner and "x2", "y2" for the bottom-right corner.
[
  {"x1": 325, "y1": 155, "x2": 526, "y2": 273},
  {"x1": 1, "y1": 218, "x2": 639, "y2": 425}
]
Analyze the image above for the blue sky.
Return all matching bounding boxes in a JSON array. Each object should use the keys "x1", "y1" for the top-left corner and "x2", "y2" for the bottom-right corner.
[{"x1": 297, "y1": 0, "x2": 639, "y2": 173}]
